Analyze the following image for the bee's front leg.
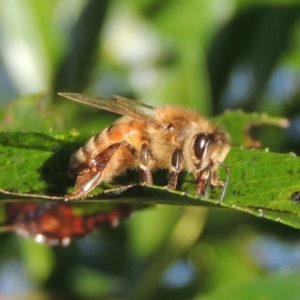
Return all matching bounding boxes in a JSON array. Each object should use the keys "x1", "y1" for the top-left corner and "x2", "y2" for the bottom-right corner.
[
  {"x1": 195, "y1": 171, "x2": 209, "y2": 197},
  {"x1": 167, "y1": 148, "x2": 182, "y2": 190},
  {"x1": 195, "y1": 161, "x2": 213, "y2": 198},
  {"x1": 196, "y1": 161, "x2": 229, "y2": 204},
  {"x1": 65, "y1": 143, "x2": 121, "y2": 200}
]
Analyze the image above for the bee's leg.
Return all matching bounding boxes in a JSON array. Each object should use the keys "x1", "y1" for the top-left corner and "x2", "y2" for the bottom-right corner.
[
  {"x1": 196, "y1": 160, "x2": 230, "y2": 204},
  {"x1": 65, "y1": 143, "x2": 121, "y2": 200},
  {"x1": 201, "y1": 161, "x2": 230, "y2": 204},
  {"x1": 139, "y1": 143, "x2": 153, "y2": 185},
  {"x1": 195, "y1": 171, "x2": 208, "y2": 197},
  {"x1": 167, "y1": 148, "x2": 182, "y2": 190},
  {"x1": 195, "y1": 161, "x2": 213, "y2": 197}
]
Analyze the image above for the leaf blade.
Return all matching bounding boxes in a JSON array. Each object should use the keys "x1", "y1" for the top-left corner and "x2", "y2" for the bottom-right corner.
[{"x1": 0, "y1": 131, "x2": 300, "y2": 229}]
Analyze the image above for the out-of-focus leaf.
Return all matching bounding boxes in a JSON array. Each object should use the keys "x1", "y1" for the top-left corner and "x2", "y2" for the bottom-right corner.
[
  {"x1": 213, "y1": 110, "x2": 289, "y2": 147},
  {"x1": 198, "y1": 270, "x2": 300, "y2": 300},
  {"x1": 0, "y1": 0, "x2": 64, "y2": 92},
  {"x1": 70, "y1": 267, "x2": 111, "y2": 298},
  {"x1": 20, "y1": 238, "x2": 54, "y2": 283},
  {"x1": 237, "y1": 0, "x2": 300, "y2": 9},
  {"x1": 124, "y1": 206, "x2": 207, "y2": 300},
  {"x1": 208, "y1": 6, "x2": 300, "y2": 112},
  {"x1": 53, "y1": 0, "x2": 110, "y2": 92},
  {"x1": 0, "y1": 93, "x2": 60, "y2": 131}
]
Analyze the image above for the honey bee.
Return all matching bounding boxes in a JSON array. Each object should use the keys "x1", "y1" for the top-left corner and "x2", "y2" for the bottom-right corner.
[{"x1": 58, "y1": 93, "x2": 230, "y2": 203}]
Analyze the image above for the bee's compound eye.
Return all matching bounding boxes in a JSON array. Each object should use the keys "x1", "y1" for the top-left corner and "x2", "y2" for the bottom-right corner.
[{"x1": 193, "y1": 133, "x2": 213, "y2": 160}]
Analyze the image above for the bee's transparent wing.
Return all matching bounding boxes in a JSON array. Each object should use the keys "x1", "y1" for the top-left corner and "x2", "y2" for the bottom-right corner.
[{"x1": 58, "y1": 93, "x2": 162, "y2": 127}]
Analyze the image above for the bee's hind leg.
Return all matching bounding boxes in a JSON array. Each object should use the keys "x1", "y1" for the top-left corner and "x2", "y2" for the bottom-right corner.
[{"x1": 65, "y1": 143, "x2": 122, "y2": 200}]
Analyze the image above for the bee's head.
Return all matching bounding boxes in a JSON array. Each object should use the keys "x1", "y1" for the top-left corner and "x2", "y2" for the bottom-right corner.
[
  {"x1": 191, "y1": 129, "x2": 230, "y2": 171},
  {"x1": 193, "y1": 133, "x2": 214, "y2": 163}
]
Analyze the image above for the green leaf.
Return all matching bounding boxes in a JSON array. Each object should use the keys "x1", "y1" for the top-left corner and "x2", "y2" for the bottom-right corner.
[
  {"x1": 0, "y1": 130, "x2": 78, "y2": 196},
  {"x1": 1, "y1": 129, "x2": 300, "y2": 229},
  {"x1": 198, "y1": 270, "x2": 300, "y2": 300},
  {"x1": 213, "y1": 110, "x2": 289, "y2": 147}
]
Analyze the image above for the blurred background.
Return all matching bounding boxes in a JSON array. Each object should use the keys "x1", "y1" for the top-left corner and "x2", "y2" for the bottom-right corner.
[{"x1": 1, "y1": 0, "x2": 300, "y2": 299}]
